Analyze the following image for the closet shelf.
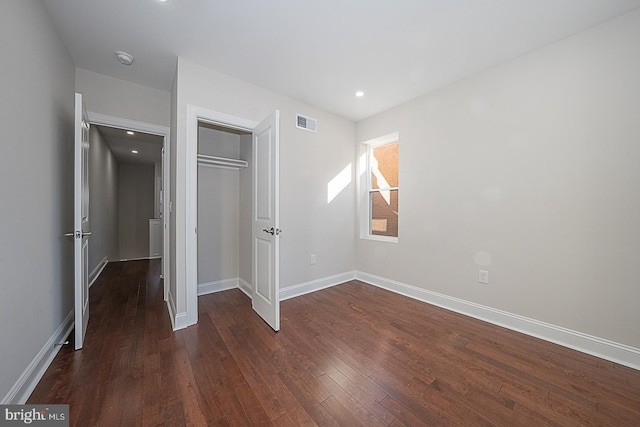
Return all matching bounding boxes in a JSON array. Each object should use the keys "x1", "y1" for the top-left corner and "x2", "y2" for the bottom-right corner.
[{"x1": 197, "y1": 154, "x2": 248, "y2": 170}]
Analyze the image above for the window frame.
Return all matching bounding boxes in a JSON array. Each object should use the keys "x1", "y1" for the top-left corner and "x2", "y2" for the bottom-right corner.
[{"x1": 361, "y1": 132, "x2": 399, "y2": 243}]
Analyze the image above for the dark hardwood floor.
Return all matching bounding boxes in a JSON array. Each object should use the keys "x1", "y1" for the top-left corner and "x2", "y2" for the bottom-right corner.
[{"x1": 29, "y1": 260, "x2": 640, "y2": 426}]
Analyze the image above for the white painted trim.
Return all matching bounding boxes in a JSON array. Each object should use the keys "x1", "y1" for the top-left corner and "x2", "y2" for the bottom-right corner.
[
  {"x1": 198, "y1": 278, "x2": 239, "y2": 296},
  {"x1": 118, "y1": 256, "x2": 156, "y2": 262},
  {"x1": 1, "y1": 311, "x2": 74, "y2": 404},
  {"x1": 361, "y1": 133, "x2": 400, "y2": 243},
  {"x1": 238, "y1": 278, "x2": 252, "y2": 298},
  {"x1": 88, "y1": 112, "x2": 172, "y2": 309},
  {"x1": 364, "y1": 234, "x2": 399, "y2": 244},
  {"x1": 186, "y1": 105, "x2": 259, "y2": 329},
  {"x1": 166, "y1": 281, "x2": 189, "y2": 330},
  {"x1": 360, "y1": 132, "x2": 399, "y2": 148},
  {"x1": 174, "y1": 312, "x2": 190, "y2": 331},
  {"x1": 88, "y1": 256, "x2": 108, "y2": 288},
  {"x1": 280, "y1": 271, "x2": 357, "y2": 301},
  {"x1": 355, "y1": 271, "x2": 640, "y2": 370},
  {"x1": 162, "y1": 140, "x2": 170, "y2": 302},
  {"x1": 166, "y1": 289, "x2": 177, "y2": 331},
  {"x1": 88, "y1": 113, "x2": 169, "y2": 137}
]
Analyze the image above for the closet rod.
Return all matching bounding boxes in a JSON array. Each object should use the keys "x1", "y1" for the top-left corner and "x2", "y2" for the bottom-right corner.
[{"x1": 197, "y1": 154, "x2": 248, "y2": 170}]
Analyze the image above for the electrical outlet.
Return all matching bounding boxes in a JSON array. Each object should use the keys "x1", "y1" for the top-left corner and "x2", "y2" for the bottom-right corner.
[
  {"x1": 310, "y1": 254, "x2": 317, "y2": 265},
  {"x1": 478, "y1": 270, "x2": 489, "y2": 284}
]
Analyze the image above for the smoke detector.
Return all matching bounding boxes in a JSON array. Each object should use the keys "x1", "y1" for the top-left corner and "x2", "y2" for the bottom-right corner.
[{"x1": 115, "y1": 51, "x2": 134, "y2": 66}]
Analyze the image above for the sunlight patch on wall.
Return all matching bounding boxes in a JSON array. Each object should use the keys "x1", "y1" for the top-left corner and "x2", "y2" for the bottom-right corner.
[{"x1": 327, "y1": 163, "x2": 352, "y2": 203}]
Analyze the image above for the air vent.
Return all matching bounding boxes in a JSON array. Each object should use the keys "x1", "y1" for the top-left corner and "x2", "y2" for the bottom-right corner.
[{"x1": 296, "y1": 113, "x2": 317, "y2": 133}]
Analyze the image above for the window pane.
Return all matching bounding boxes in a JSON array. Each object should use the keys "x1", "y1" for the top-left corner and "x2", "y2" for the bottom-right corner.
[
  {"x1": 370, "y1": 189, "x2": 398, "y2": 237},
  {"x1": 370, "y1": 142, "x2": 398, "y2": 189}
]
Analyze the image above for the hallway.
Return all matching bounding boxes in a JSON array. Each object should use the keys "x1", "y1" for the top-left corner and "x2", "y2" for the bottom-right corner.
[{"x1": 28, "y1": 260, "x2": 171, "y2": 424}]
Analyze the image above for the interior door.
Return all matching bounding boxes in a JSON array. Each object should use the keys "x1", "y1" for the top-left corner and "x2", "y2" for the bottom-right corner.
[
  {"x1": 72, "y1": 92, "x2": 91, "y2": 350},
  {"x1": 252, "y1": 110, "x2": 280, "y2": 331}
]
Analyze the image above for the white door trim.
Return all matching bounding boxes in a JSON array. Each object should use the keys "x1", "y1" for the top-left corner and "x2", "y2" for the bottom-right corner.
[
  {"x1": 185, "y1": 105, "x2": 258, "y2": 327},
  {"x1": 87, "y1": 112, "x2": 171, "y2": 302}
]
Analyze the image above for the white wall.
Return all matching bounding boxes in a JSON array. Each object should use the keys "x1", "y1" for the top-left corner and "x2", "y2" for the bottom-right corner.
[
  {"x1": 356, "y1": 9, "x2": 640, "y2": 349},
  {"x1": 88, "y1": 126, "x2": 119, "y2": 269},
  {"x1": 76, "y1": 68, "x2": 170, "y2": 127},
  {"x1": 118, "y1": 164, "x2": 155, "y2": 259},
  {"x1": 0, "y1": 0, "x2": 75, "y2": 402},
  {"x1": 171, "y1": 58, "x2": 356, "y2": 319},
  {"x1": 197, "y1": 127, "x2": 242, "y2": 284}
]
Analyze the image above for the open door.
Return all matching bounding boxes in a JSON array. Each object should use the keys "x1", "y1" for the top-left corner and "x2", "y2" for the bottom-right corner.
[
  {"x1": 72, "y1": 93, "x2": 91, "y2": 349},
  {"x1": 252, "y1": 110, "x2": 280, "y2": 331}
]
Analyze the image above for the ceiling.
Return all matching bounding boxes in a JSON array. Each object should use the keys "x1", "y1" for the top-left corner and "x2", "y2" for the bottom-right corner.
[
  {"x1": 42, "y1": 0, "x2": 640, "y2": 121},
  {"x1": 96, "y1": 125, "x2": 163, "y2": 165}
]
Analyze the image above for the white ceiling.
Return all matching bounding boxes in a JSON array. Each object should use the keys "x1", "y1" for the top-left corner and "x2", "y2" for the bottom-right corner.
[
  {"x1": 42, "y1": 0, "x2": 640, "y2": 121},
  {"x1": 96, "y1": 125, "x2": 163, "y2": 165}
]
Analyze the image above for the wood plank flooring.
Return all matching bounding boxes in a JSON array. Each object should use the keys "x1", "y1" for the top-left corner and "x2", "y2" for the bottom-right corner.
[{"x1": 29, "y1": 260, "x2": 640, "y2": 425}]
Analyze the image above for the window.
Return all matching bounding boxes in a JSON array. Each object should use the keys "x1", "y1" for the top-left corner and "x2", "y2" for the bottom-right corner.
[{"x1": 364, "y1": 134, "x2": 399, "y2": 241}]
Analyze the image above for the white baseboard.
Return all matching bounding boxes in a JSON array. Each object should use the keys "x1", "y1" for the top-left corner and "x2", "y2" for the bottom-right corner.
[
  {"x1": 1, "y1": 311, "x2": 74, "y2": 404},
  {"x1": 196, "y1": 272, "x2": 357, "y2": 301},
  {"x1": 174, "y1": 312, "x2": 189, "y2": 331},
  {"x1": 198, "y1": 278, "x2": 239, "y2": 296},
  {"x1": 169, "y1": 286, "x2": 190, "y2": 331},
  {"x1": 166, "y1": 289, "x2": 177, "y2": 330},
  {"x1": 167, "y1": 290, "x2": 190, "y2": 330},
  {"x1": 89, "y1": 256, "x2": 108, "y2": 288},
  {"x1": 238, "y1": 278, "x2": 252, "y2": 298},
  {"x1": 355, "y1": 271, "x2": 640, "y2": 371},
  {"x1": 118, "y1": 256, "x2": 155, "y2": 262},
  {"x1": 279, "y1": 271, "x2": 357, "y2": 301}
]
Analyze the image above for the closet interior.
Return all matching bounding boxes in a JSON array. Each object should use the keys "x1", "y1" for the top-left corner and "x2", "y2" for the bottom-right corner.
[{"x1": 197, "y1": 122, "x2": 253, "y2": 293}]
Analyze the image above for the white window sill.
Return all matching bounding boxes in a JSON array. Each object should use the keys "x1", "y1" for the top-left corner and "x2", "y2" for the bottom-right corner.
[{"x1": 362, "y1": 235, "x2": 398, "y2": 243}]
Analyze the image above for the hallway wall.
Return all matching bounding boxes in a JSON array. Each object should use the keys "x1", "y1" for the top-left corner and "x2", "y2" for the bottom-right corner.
[
  {"x1": 119, "y1": 164, "x2": 155, "y2": 260},
  {"x1": 88, "y1": 126, "x2": 119, "y2": 270}
]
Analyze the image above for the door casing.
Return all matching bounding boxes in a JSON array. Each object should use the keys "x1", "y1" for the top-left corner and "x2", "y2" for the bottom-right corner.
[
  {"x1": 88, "y1": 113, "x2": 171, "y2": 303},
  {"x1": 186, "y1": 106, "x2": 280, "y2": 328}
]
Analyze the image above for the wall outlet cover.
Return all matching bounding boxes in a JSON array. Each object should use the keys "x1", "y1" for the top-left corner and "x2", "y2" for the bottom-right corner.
[{"x1": 478, "y1": 270, "x2": 489, "y2": 284}]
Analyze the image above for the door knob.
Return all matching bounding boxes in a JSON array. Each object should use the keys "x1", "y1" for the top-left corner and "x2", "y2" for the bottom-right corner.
[
  {"x1": 64, "y1": 231, "x2": 92, "y2": 238},
  {"x1": 262, "y1": 227, "x2": 282, "y2": 236}
]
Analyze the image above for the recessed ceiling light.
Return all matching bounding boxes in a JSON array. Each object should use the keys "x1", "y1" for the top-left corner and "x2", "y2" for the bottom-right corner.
[
  {"x1": 131, "y1": 150, "x2": 139, "y2": 154},
  {"x1": 115, "y1": 51, "x2": 134, "y2": 66},
  {"x1": 355, "y1": 91, "x2": 365, "y2": 97},
  {"x1": 126, "y1": 131, "x2": 135, "y2": 135}
]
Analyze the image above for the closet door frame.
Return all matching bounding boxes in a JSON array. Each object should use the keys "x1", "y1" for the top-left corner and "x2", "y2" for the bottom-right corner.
[{"x1": 185, "y1": 105, "x2": 258, "y2": 328}]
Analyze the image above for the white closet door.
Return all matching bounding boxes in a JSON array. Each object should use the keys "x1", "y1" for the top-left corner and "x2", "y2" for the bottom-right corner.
[{"x1": 251, "y1": 110, "x2": 280, "y2": 331}]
